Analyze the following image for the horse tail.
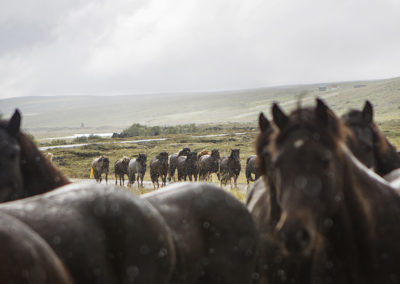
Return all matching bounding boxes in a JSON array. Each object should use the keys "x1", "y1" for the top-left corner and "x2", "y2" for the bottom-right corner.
[{"x1": 90, "y1": 167, "x2": 94, "y2": 178}]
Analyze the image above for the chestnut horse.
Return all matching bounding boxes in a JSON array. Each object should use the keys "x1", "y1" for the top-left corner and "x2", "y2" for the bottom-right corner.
[{"x1": 255, "y1": 99, "x2": 400, "y2": 283}]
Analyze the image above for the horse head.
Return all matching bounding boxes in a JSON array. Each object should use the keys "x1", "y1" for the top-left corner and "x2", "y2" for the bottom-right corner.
[
  {"x1": 267, "y1": 99, "x2": 348, "y2": 257},
  {"x1": 0, "y1": 110, "x2": 25, "y2": 201}
]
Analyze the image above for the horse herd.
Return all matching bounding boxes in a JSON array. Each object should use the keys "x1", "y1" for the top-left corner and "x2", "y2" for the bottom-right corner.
[
  {"x1": 1, "y1": 98, "x2": 400, "y2": 284},
  {"x1": 91, "y1": 146, "x2": 258, "y2": 189}
]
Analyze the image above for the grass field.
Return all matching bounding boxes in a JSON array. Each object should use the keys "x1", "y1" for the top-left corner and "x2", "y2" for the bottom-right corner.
[{"x1": 44, "y1": 118, "x2": 400, "y2": 203}]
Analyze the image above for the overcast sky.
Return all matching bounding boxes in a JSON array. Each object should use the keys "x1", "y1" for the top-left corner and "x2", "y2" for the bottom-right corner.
[{"x1": 1, "y1": 0, "x2": 400, "y2": 98}]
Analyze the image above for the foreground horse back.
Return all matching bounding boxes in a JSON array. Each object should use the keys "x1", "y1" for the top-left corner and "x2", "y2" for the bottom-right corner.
[
  {"x1": 0, "y1": 110, "x2": 70, "y2": 202},
  {"x1": 0, "y1": 183, "x2": 176, "y2": 284},
  {"x1": 143, "y1": 183, "x2": 257, "y2": 284},
  {"x1": 0, "y1": 212, "x2": 72, "y2": 284}
]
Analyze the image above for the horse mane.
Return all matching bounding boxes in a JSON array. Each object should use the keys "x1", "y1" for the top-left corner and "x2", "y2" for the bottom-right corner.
[{"x1": 16, "y1": 130, "x2": 70, "y2": 196}]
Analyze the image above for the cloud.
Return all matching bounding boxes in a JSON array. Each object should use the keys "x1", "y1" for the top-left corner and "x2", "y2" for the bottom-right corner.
[{"x1": 1, "y1": 0, "x2": 400, "y2": 98}]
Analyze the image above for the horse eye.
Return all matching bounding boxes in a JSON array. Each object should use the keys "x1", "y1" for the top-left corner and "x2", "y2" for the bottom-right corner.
[
  {"x1": 320, "y1": 156, "x2": 331, "y2": 169},
  {"x1": 9, "y1": 151, "x2": 17, "y2": 160}
]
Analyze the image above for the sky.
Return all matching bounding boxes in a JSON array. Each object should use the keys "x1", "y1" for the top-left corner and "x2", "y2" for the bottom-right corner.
[{"x1": 1, "y1": 0, "x2": 400, "y2": 98}]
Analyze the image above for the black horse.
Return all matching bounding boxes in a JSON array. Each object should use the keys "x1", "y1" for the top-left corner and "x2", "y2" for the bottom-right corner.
[
  {"x1": 342, "y1": 101, "x2": 400, "y2": 176},
  {"x1": 0, "y1": 183, "x2": 176, "y2": 284},
  {"x1": 0, "y1": 110, "x2": 70, "y2": 202}
]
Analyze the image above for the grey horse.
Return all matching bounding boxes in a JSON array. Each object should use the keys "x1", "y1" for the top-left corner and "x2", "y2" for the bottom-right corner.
[
  {"x1": 128, "y1": 154, "x2": 147, "y2": 187},
  {"x1": 91, "y1": 156, "x2": 109, "y2": 183}
]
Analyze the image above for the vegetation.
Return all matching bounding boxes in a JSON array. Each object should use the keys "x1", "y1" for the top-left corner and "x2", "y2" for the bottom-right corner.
[{"x1": 119, "y1": 123, "x2": 199, "y2": 137}]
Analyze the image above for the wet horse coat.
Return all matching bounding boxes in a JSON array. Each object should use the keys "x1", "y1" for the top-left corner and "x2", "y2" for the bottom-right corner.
[
  {"x1": 143, "y1": 182, "x2": 257, "y2": 284},
  {"x1": 0, "y1": 212, "x2": 73, "y2": 284},
  {"x1": 0, "y1": 183, "x2": 176, "y2": 284}
]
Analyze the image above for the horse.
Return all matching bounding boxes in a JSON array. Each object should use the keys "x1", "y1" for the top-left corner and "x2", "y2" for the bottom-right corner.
[
  {"x1": 257, "y1": 98, "x2": 400, "y2": 283},
  {"x1": 0, "y1": 183, "x2": 176, "y2": 284},
  {"x1": 0, "y1": 212, "x2": 73, "y2": 284},
  {"x1": 198, "y1": 149, "x2": 220, "y2": 182},
  {"x1": 128, "y1": 154, "x2": 147, "y2": 187},
  {"x1": 150, "y1": 152, "x2": 169, "y2": 188},
  {"x1": 245, "y1": 112, "x2": 283, "y2": 284},
  {"x1": 168, "y1": 148, "x2": 191, "y2": 182},
  {"x1": 176, "y1": 151, "x2": 198, "y2": 182},
  {"x1": 0, "y1": 110, "x2": 70, "y2": 203},
  {"x1": 245, "y1": 155, "x2": 260, "y2": 185},
  {"x1": 220, "y1": 149, "x2": 241, "y2": 188},
  {"x1": 342, "y1": 101, "x2": 400, "y2": 176},
  {"x1": 197, "y1": 150, "x2": 210, "y2": 161},
  {"x1": 114, "y1": 156, "x2": 130, "y2": 186},
  {"x1": 91, "y1": 155, "x2": 110, "y2": 183},
  {"x1": 142, "y1": 182, "x2": 258, "y2": 284}
]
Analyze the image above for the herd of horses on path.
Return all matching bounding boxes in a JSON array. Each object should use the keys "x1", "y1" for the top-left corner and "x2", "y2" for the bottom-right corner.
[
  {"x1": 1, "y1": 98, "x2": 400, "y2": 283},
  {"x1": 91, "y1": 145, "x2": 256, "y2": 189}
]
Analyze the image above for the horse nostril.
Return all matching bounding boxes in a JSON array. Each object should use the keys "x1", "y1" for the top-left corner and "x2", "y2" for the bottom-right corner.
[{"x1": 278, "y1": 226, "x2": 311, "y2": 254}]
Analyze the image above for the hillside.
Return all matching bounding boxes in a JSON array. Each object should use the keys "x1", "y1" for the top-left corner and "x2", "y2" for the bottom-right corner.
[{"x1": 1, "y1": 77, "x2": 399, "y2": 137}]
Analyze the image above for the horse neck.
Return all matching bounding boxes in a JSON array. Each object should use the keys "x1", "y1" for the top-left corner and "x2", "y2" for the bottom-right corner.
[
  {"x1": 19, "y1": 133, "x2": 70, "y2": 196},
  {"x1": 375, "y1": 136, "x2": 400, "y2": 176},
  {"x1": 321, "y1": 144, "x2": 388, "y2": 281}
]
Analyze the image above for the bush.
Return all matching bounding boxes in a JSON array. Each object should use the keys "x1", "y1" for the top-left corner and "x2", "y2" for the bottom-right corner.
[{"x1": 119, "y1": 123, "x2": 199, "y2": 138}]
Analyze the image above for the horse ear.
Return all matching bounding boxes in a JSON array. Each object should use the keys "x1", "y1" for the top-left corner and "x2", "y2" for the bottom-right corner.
[
  {"x1": 258, "y1": 112, "x2": 271, "y2": 132},
  {"x1": 362, "y1": 100, "x2": 373, "y2": 123},
  {"x1": 272, "y1": 103, "x2": 288, "y2": 129},
  {"x1": 315, "y1": 98, "x2": 329, "y2": 124},
  {"x1": 7, "y1": 109, "x2": 21, "y2": 137}
]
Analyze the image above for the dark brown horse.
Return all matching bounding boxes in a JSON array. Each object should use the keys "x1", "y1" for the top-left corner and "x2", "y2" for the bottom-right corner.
[
  {"x1": 0, "y1": 212, "x2": 73, "y2": 284},
  {"x1": 128, "y1": 153, "x2": 147, "y2": 187},
  {"x1": 0, "y1": 183, "x2": 176, "y2": 284},
  {"x1": 257, "y1": 99, "x2": 400, "y2": 283},
  {"x1": 168, "y1": 148, "x2": 191, "y2": 182},
  {"x1": 150, "y1": 152, "x2": 169, "y2": 188},
  {"x1": 114, "y1": 156, "x2": 130, "y2": 186},
  {"x1": 176, "y1": 151, "x2": 198, "y2": 181},
  {"x1": 245, "y1": 155, "x2": 260, "y2": 185},
  {"x1": 142, "y1": 182, "x2": 257, "y2": 284},
  {"x1": 198, "y1": 149, "x2": 220, "y2": 181},
  {"x1": 220, "y1": 149, "x2": 241, "y2": 188},
  {"x1": 0, "y1": 110, "x2": 70, "y2": 202},
  {"x1": 342, "y1": 101, "x2": 400, "y2": 176}
]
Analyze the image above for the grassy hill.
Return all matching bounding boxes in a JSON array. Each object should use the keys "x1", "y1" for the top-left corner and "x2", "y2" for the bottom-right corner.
[{"x1": 1, "y1": 77, "x2": 399, "y2": 138}]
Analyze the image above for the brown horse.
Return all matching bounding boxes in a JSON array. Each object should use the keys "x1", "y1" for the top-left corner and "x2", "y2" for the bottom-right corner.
[
  {"x1": 176, "y1": 151, "x2": 198, "y2": 181},
  {"x1": 220, "y1": 149, "x2": 241, "y2": 188},
  {"x1": 0, "y1": 212, "x2": 73, "y2": 284},
  {"x1": 142, "y1": 182, "x2": 257, "y2": 284},
  {"x1": 150, "y1": 152, "x2": 169, "y2": 188},
  {"x1": 114, "y1": 156, "x2": 130, "y2": 186},
  {"x1": 0, "y1": 183, "x2": 176, "y2": 284},
  {"x1": 245, "y1": 155, "x2": 260, "y2": 184},
  {"x1": 257, "y1": 99, "x2": 400, "y2": 283},
  {"x1": 0, "y1": 110, "x2": 70, "y2": 202},
  {"x1": 342, "y1": 101, "x2": 400, "y2": 176}
]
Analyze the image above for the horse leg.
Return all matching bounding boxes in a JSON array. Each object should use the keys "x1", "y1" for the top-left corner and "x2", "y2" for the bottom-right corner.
[{"x1": 105, "y1": 173, "x2": 108, "y2": 184}]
